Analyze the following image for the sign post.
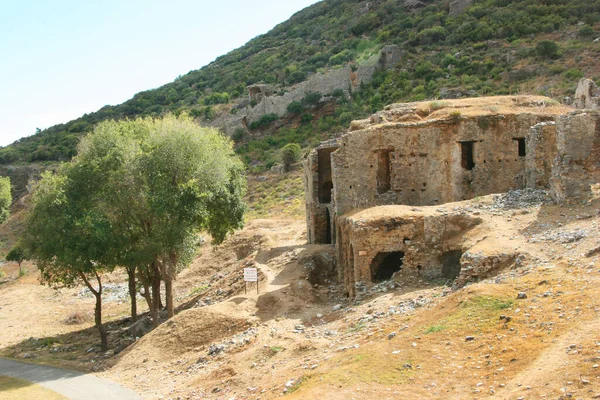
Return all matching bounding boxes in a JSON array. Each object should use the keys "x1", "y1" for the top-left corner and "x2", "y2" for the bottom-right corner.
[{"x1": 243, "y1": 267, "x2": 259, "y2": 294}]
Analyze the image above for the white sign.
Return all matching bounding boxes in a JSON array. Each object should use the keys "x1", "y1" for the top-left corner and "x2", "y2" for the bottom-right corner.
[{"x1": 244, "y1": 267, "x2": 258, "y2": 282}]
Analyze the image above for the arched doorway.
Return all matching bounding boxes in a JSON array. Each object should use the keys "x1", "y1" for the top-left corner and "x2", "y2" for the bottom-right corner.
[{"x1": 370, "y1": 251, "x2": 404, "y2": 282}]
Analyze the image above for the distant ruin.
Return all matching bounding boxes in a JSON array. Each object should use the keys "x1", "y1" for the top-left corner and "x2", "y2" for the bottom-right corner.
[
  {"x1": 210, "y1": 45, "x2": 403, "y2": 135},
  {"x1": 304, "y1": 94, "x2": 600, "y2": 296}
]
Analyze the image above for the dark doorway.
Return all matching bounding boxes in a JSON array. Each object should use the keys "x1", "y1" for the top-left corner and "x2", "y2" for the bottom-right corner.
[
  {"x1": 325, "y1": 208, "x2": 332, "y2": 244},
  {"x1": 320, "y1": 181, "x2": 333, "y2": 203},
  {"x1": 513, "y1": 138, "x2": 526, "y2": 157},
  {"x1": 441, "y1": 250, "x2": 462, "y2": 280},
  {"x1": 376, "y1": 149, "x2": 393, "y2": 194},
  {"x1": 318, "y1": 148, "x2": 336, "y2": 204},
  {"x1": 460, "y1": 141, "x2": 475, "y2": 170},
  {"x1": 371, "y1": 251, "x2": 404, "y2": 282}
]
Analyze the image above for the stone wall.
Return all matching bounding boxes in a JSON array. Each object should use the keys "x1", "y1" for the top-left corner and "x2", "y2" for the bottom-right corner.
[
  {"x1": 303, "y1": 140, "x2": 340, "y2": 245},
  {"x1": 550, "y1": 111, "x2": 600, "y2": 202},
  {"x1": 331, "y1": 112, "x2": 557, "y2": 217},
  {"x1": 210, "y1": 45, "x2": 402, "y2": 135},
  {"x1": 336, "y1": 206, "x2": 481, "y2": 297}
]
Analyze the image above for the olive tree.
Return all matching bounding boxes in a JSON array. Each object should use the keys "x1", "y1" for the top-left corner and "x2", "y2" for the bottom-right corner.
[
  {"x1": 23, "y1": 171, "x2": 117, "y2": 351},
  {"x1": 6, "y1": 243, "x2": 27, "y2": 276},
  {"x1": 75, "y1": 115, "x2": 246, "y2": 326}
]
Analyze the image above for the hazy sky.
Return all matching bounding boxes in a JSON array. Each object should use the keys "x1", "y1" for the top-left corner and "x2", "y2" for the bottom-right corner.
[{"x1": 0, "y1": 0, "x2": 320, "y2": 147}]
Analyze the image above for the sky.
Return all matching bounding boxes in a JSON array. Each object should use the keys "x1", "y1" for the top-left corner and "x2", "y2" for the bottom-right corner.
[{"x1": 0, "y1": 0, "x2": 321, "y2": 147}]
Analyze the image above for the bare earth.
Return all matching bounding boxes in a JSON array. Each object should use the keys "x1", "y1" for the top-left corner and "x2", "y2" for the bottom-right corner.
[{"x1": 2, "y1": 190, "x2": 600, "y2": 399}]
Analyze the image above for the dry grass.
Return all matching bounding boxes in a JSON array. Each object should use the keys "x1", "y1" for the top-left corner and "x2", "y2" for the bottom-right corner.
[{"x1": 0, "y1": 376, "x2": 66, "y2": 400}]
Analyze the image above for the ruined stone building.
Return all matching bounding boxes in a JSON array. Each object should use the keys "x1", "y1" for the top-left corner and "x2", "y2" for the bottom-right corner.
[{"x1": 304, "y1": 94, "x2": 600, "y2": 296}]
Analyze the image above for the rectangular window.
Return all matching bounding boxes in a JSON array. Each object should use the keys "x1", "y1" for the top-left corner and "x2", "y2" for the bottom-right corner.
[
  {"x1": 513, "y1": 138, "x2": 526, "y2": 157},
  {"x1": 460, "y1": 141, "x2": 475, "y2": 171},
  {"x1": 377, "y1": 149, "x2": 392, "y2": 194}
]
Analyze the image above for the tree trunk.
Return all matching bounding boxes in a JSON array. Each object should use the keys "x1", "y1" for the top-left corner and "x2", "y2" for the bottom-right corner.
[
  {"x1": 18, "y1": 262, "x2": 22, "y2": 276},
  {"x1": 138, "y1": 269, "x2": 152, "y2": 311},
  {"x1": 126, "y1": 266, "x2": 137, "y2": 322},
  {"x1": 80, "y1": 272, "x2": 108, "y2": 352},
  {"x1": 151, "y1": 275, "x2": 161, "y2": 328},
  {"x1": 158, "y1": 280, "x2": 164, "y2": 310},
  {"x1": 165, "y1": 278, "x2": 174, "y2": 319}
]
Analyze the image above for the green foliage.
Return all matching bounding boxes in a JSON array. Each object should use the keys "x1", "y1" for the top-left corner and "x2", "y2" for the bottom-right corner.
[
  {"x1": 578, "y1": 25, "x2": 595, "y2": 37},
  {"x1": 564, "y1": 68, "x2": 584, "y2": 80},
  {"x1": 302, "y1": 92, "x2": 323, "y2": 106},
  {"x1": 249, "y1": 114, "x2": 279, "y2": 130},
  {"x1": 0, "y1": 177, "x2": 10, "y2": 224},
  {"x1": 536, "y1": 40, "x2": 560, "y2": 59},
  {"x1": 3, "y1": 0, "x2": 600, "y2": 167},
  {"x1": 281, "y1": 143, "x2": 302, "y2": 172},
  {"x1": 287, "y1": 101, "x2": 305, "y2": 115},
  {"x1": 232, "y1": 127, "x2": 248, "y2": 143},
  {"x1": 6, "y1": 245, "x2": 26, "y2": 267}
]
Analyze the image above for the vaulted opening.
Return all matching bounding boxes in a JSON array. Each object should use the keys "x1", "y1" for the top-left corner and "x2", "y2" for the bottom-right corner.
[
  {"x1": 513, "y1": 137, "x2": 526, "y2": 157},
  {"x1": 318, "y1": 148, "x2": 336, "y2": 203},
  {"x1": 376, "y1": 148, "x2": 393, "y2": 194},
  {"x1": 460, "y1": 141, "x2": 475, "y2": 170},
  {"x1": 371, "y1": 251, "x2": 404, "y2": 282},
  {"x1": 441, "y1": 250, "x2": 462, "y2": 280}
]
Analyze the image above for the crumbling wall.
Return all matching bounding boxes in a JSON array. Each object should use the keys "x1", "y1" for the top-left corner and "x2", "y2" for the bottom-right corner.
[
  {"x1": 304, "y1": 140, "x2": 340, "y2": 244},
  {"x1": 550, "y1": 111, "x2": 600, "y2": 202},
  {"x1": 336, "y1": 207, "x2": 481, "y2": 296},
  {"x1": 332, "y1": 113, "x2": 553, "y2": 216},
  {"x1": 525, "y1": 121, "x2": 557, "y2": 188},
  {"x1": 210, "y1": 46, "x2": 403, "y2": 136},
  {"x1": 574, "y1": 78, "x2": 600, "y2": 110}
]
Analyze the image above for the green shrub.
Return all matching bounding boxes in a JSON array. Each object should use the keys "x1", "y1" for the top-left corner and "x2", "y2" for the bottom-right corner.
[
  {"x1": 232, "y1": 128, "x2": 248, "y2": 143},
  {"x1": 302, "y1": 92, "x2": 323, "y2": 106},
  {"x1": 536, "y1": 40, "x2": 560, "y2": 59},
  {"x1": 564, "y1": 68, "x2": 584, "y2": 80},
  {"x1": 287, "y1": 101, "x2": 305, "y2": 115},
  {"x1": 281, "y1": 143, "x2": 302, "y2": 172},
  {"x1": 578, "y1": 25, "x2": 595, "y2": 37},
  {"x1": 249, "y1": 114, "x2": 279, "y2": 130}
]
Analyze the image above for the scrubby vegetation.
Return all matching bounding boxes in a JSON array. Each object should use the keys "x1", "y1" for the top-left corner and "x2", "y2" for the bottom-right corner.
[{"x1": 2, "y1": 0, "x2": 600, "y2": 167}]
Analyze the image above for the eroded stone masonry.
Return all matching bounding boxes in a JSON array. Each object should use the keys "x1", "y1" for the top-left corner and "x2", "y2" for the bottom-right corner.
[{"x1": 304, "y1": 91, "x2": 600, "y2": 296}]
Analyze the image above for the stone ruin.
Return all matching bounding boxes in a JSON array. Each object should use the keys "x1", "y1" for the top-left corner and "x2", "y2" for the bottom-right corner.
[
  {"x1": 209, "y1": 45, "x2": 403, "y2": 135},
  {"x1": 304, "y1": 95, "x2": 600, "y2": 296}
]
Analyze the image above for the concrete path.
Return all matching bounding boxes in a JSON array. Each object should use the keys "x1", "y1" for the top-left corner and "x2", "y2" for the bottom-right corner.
[{"x1": 0, "y1": 357, "x2": 141, "y2": 400}]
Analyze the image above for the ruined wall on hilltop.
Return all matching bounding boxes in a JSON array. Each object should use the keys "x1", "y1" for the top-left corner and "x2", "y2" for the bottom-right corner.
[{"x1": 210, "y1": 45, "x2": 402, "y2": 135}]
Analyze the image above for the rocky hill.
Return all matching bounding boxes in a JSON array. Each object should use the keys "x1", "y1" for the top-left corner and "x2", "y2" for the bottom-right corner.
[{"x1": 1, "y1": 0, "x2": 600, "y2": 172}]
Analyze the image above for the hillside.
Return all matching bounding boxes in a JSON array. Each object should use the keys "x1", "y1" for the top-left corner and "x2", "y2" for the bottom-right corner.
[
  {"x1": 2, "y1": 0, "x2": 600, "y2": 171},
  {"x1": 2, "y1": 186, "x2": 600, "y2": 399}
]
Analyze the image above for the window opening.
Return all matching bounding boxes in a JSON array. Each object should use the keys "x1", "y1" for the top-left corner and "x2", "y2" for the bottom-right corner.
[
  {"x1": 377, "y1": 149, "x2": 393, "y2": 194},
  {"x1": 513, "y1": 138, "x2": 526, "y2": 157},
  {"x1": 460, "y1": 141, "x2": 475, "y2": 170}
]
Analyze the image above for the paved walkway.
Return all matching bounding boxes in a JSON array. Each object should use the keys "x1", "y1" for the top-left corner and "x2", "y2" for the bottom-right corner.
[{"x1": 0, "y1": 357, "x2": 140, "y2": 400}]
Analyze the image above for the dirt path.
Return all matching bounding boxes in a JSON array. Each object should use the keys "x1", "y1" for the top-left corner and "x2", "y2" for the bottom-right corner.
[{"x1": 0, "y1": 357, "x2": 140, "y2": 400}]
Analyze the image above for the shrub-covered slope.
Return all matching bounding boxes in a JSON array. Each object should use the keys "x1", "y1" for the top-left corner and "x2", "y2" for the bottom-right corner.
[{"x1": 2, "y1": 0, "x2": 600, "y2": 167}]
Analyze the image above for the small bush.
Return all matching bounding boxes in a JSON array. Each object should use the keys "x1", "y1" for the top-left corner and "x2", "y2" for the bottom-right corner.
[
  {"x1": 536, "y1": 40, "x2": 560, "y2": 59},
  {"x1": 302, "y1": 92, "x2": 323, "y2": 106},
  {"x1": 578, "y1": 25, "x2": 595, "y2": 37},
  {"x1": 287, "y1": 101, "x2": 305, "y2": 115},
  {"x1": 564, "y1": 68, "x2": 584, "y2": 80},
  {"x1": 281, "y1": 143, "x2": 302, "y2": 172},
  {"x1": 249, "y1": 114, "x2": 279, "y2": 130},
  {"x1": 300, "y1": 114, "x2": 313, "y2": 124},
  {"x1": 232, "y1": 128, "x2": 247, "y2": 143}
]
